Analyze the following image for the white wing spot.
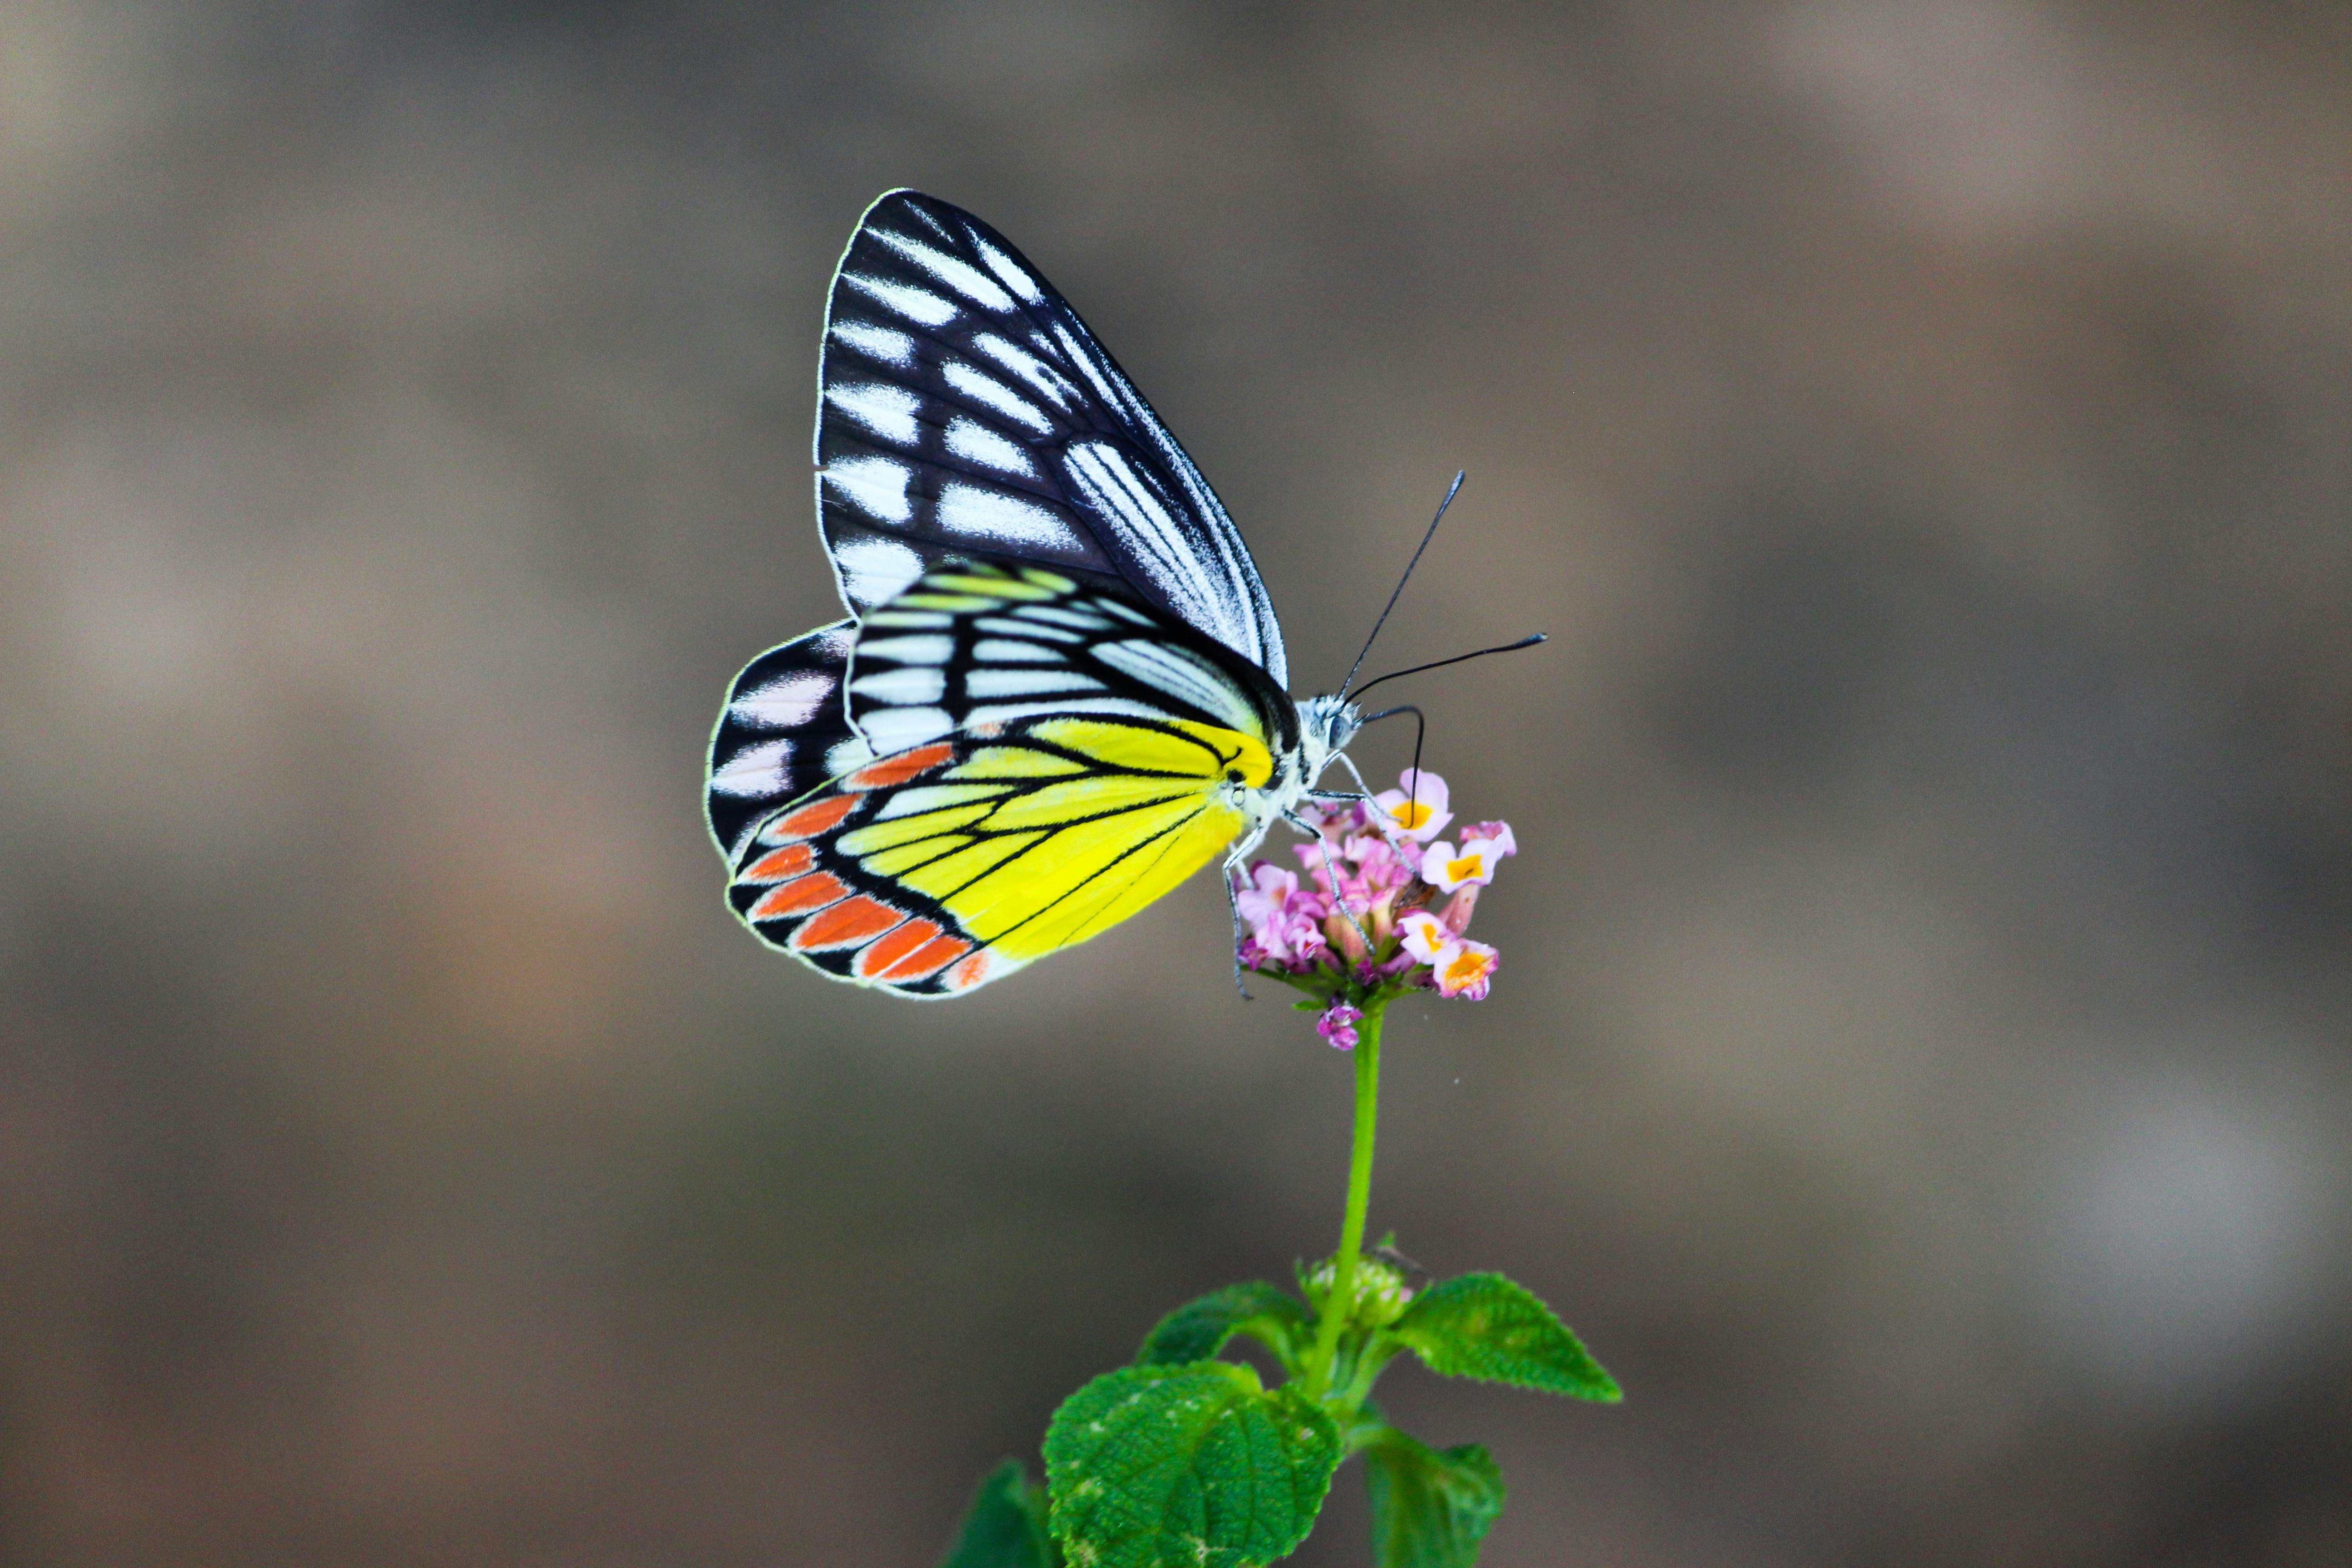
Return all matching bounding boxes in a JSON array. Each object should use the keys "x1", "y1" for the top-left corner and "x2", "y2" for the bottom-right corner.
[
  {"x1": 876, "y1": 783, "x2": 1009, "y2": 820},
  {"x1": 1095, "y1": 598, "x2": 1156, "y2": 627},
  {"x1": 965, "y1": 667, "x2": 1105, "y2": 698},
  {"x1": 944, "y1": 416, "x2": 1037, "y2": 478},
  {"x1": 943, "y1": 361, "x2": 1054, "y2": 434},
  {"x1": 1050, "y1": 320, "x2": 1120, "y2": 403},
  {"x1": 874, "y1": 230, "x2": 1019, "y2": 312},
  {"x1": 709, "y1": 737, "x2": 792, "y2": 796},
  {"x1": 843, "y1": 272, "x2": 957, "y2": 327},
  {"x1": 859, "y1": 705, "x2": 956, "y2": 750},
  {"x1": 823, "y1": 457, "x2": 915, "y2": 524},
  {"x1": 829, "y1": 321, "x2": 916, "y2": 367},
  {"x1": 849, "y1": 666, "x2": 947, "y2": 704},
  {"x1": 975, "y1": 239, "x2": 1046, "y2": 304},
  {"x1": 1014, "y1": 603, "x2": 1115, "y2": 632},
  {"x1": 899, "y1": 204, "x2": 954, "y2": 240},
  {"x1": 936, "y1": 482, "x2": 1081, "y2": 551},
  {"x1": 825, "y1": 735, "x2": 877, "y2": 775},
  {"x1": 730, "y1": 670, "x2": 832, "y2": 728},
  {"x1": 971, "y1": 638, "x2": 1061, "y2": 663},
  {"x1": 831, "y1": 534, "x2": 926, "y2": 607},
  {"x1": 971, "y1": 333, "x2": 1072, "y2": 409},
  {"x1": 966, "y1": 696, "x2": 1176, "y2": 727},
  {"x1": 826, "y1": 382, "x2": 922, "y2": 444},
  {"x1": 854, "y1": 634, "x2": 954, "y2": 665},
  {"x1": 975, "y1": 615, "x2": 1082, "y2": 643}
]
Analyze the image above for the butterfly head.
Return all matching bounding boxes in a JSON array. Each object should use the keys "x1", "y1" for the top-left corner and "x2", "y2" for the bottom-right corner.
[{"x1": 1297, "y1": 693, "x2": 1364, "y2": 788}]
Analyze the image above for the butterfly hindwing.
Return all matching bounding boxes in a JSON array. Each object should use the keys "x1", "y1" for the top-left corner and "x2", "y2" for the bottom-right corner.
[
  {"x1": 815, "y1": 190, "x2": 1289, "y2": 686},
  {"x1": 728, "y1": 711, "x2": 1264, "y2": 998},
  {"x1": 841, "y1": 561, "x2": 1299, "y2": 759},
  {"x1": 727, "y1": 564, "x2": 1290, "y2": 996},
  {"x1": 704, "y1": 622, "x2": 874, "y2": 862}
]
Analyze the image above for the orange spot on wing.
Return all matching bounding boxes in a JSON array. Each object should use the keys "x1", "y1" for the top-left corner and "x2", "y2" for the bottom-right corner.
[
  {"x1": 765, "y1": 794, "x2": 858, "y2": 843},
  {"x1": 748, "y1": 872, "x2": 848, "y2": 921},
  {"x1": 944, "y1": 951, "x2": 994, "y2": 991},
  {"x1": 855, "y1": 919, "x2": 943, "y2": 980},
  {"x1": 791, "y1": 895, "x2": 907, "y2": 951},
  {"x1": 846, "y1": 744, "x2": 956, "y2": 791},
  {"x1": 741, "y1": 844, "x2": 814, "y2": 883},
  {"x1": 881, "y1": 933, "x2": 971, "y2": 983}
]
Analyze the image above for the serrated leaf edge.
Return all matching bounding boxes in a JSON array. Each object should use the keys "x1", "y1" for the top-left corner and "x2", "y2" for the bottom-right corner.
[{"x1": 1387, "y1": 1273, "x2": 1622, "y2": 1402}]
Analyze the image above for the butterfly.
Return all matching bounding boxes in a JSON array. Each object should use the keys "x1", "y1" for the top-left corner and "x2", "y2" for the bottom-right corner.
[{"x1": 706, "y1": 190, "x2": 1370, "y2": 998}]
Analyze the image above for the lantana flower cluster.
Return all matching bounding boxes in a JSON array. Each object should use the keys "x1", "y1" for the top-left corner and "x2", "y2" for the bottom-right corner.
[{"x1": 1235, "y1": 769, "x2": 1514, "y2": 1048}]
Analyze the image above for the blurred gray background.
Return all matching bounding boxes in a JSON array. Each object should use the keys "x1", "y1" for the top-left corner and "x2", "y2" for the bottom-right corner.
[{"x1": 5, "y1": 2, "x2": 2349, "y2": 1564}]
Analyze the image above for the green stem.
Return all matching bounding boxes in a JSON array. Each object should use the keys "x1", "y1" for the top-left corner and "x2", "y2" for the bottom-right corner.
[{"x1": 1304, "y1": 1002, "x2": 1384, "y2": 1402}]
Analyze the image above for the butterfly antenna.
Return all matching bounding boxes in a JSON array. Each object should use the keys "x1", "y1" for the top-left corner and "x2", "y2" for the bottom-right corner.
[
  {"x1": 1339, "y1": 471, "x2": 1465, "y2": 700},
  {"x1": 1349, "y1": 633, "x2": 1547, "y2": 702},
  {"x1": 1358, "y1": 704, "x2": 1428, "y2": 825}
]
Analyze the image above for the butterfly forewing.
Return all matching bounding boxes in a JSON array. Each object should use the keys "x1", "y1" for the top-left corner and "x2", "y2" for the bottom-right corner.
[{"x1": 816, "y1": 190, "x2": 1288, "y2": 686}]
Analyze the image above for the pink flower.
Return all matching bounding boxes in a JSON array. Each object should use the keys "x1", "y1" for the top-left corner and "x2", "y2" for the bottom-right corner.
[
  {"x1": 1316, "y1": 1001, "x2": 1364, "y2": 1050},
  {"x1": 1372, "y1": 769, "x2": 1453, "y2": 843},
  {"x1": 1457, "y1": 820, "x2": 1516, "y2": 858},
  {"x1": 1295, "y1": 831, "x2": 1414, "y2": 929},
  {"x1": 1236, "y1": 862, "x2": 1300, "y2": 926},
  {"x1": 1342, "y1": 834, "x2": 1412, "y2": 885},
  {"x1": 1235, "y1": 862, "x2": 1329, "y2": 971},
  {"x1": 1419, "y1": 837, "x2": 1505, "y2": 893},
  {"x1": 1430, "y1": 938, "x2": 1499, "y2": 1000}
]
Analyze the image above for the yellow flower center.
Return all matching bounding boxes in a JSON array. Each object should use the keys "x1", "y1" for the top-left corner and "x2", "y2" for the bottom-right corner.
[
  {"x1": 1443, "y1": 948, "x2": 1489, "y2": 985},
  {"x1": 1445, "y1": 853, "x2": 1483, "y2": 882},
  {"x1": 1392, "y1": 800, "x2": 1435, "y2": 830}
]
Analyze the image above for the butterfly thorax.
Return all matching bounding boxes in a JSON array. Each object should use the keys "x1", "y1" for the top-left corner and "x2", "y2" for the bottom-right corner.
[{"x1": 1224, "y1": 691, "x2": 1362, "y2": 866}]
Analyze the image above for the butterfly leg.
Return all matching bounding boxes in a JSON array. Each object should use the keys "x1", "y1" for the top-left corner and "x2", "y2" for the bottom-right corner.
[
  {"x1": 1221, "y1": 862, "x2": 1254, "y2": 1000},
  {"x1": 1284, "y1": 808, "x2": 1376, "y2": 962}
]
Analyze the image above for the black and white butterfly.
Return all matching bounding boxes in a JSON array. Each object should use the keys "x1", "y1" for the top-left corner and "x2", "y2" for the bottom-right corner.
[{"x1": 706, "y1": 190, "x2": 1370, "y2": 997}]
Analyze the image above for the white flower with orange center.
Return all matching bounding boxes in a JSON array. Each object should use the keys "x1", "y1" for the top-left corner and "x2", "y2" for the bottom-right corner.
[
  {"x1": 1396, "y1": 910, "x2": 1449, "y2": 964},
  {"x1": 1419, "y1": 836, "x2": 1504, "y2": 893},
  {"x1": 1431, "y1": 938, "x2": 1499, "y2": 1000},
  {"x1": 1372, "y1": 768, "x2": 1453, "y2": 843}
]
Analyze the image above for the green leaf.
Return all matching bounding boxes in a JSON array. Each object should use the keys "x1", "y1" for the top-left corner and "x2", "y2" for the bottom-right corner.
[
  {"x1": 1386, "y1": 1273, "x2": 1620, "y2": 1401},
  {"x1": 1364, "y1": 1430, "x2": 1507, "y2": 1568},
  {"x1": 1135, "y1": 1282, "x2": 1312, "y2": 1370},
  {"x1": 941, "y1": 1460, "x2": 1055, "y2": 1568},
  {"x1": 1044, "y1": 1362, "x2": 1342, "y2": 1568}
]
